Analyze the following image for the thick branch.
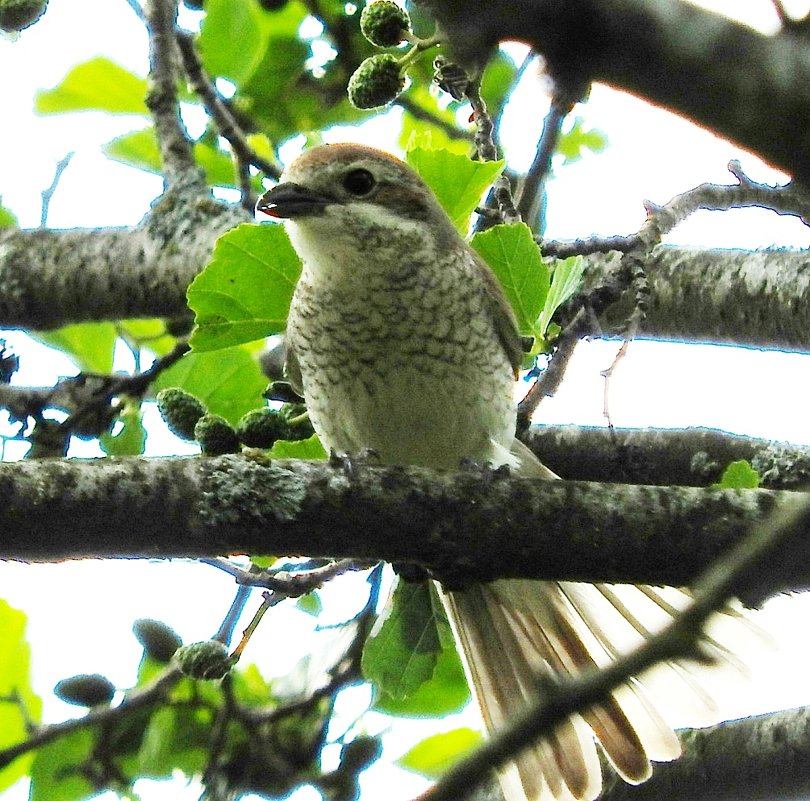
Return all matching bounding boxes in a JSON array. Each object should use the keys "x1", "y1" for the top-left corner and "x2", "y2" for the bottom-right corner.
[
  {"x1": 0, "y1": 455, "x2": 807, "y2": 603},
  {"x1": 0, "y1": 202, "x2": 246, "y2": 330},
  {"x1": 3, "y1": 221, "x2": 809, "y2": 352},
  {"x1": 522, "y1": 425, "x2": 810, "y2": 489},
  {"x1": 602, "y1": 706, "x2": 810, "y2": 801},
  {"x1": 577, "y1": 247, "x2": 810, "y2": 351},
  {"x1": 420, "y1": 0, "x2": 810, "y2": 181}
]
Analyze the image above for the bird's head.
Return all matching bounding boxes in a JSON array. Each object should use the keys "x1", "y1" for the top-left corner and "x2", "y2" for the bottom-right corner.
[{"x1": 256, "y1": 144, "x2": 458, "y2": 264}]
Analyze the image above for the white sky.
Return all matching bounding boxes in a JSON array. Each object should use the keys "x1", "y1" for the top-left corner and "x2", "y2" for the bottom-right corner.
[{"x1": 2, "y1": 1, "x2": 810, "y2": 800}]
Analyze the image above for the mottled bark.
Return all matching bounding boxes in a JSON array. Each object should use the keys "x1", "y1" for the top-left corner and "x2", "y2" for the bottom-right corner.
[
  {"x1": 0, "y1": 196, "x2": 247, "y2": 330},
  {"x1": 602, "y1": 706, "x2": 810, "y2": 801},
  {"x1": 522, "y1": 425, "x2": 810, "y2": 489},
  {"x1": 1, "y1": 454, "x2": 808, "y2": 603}
]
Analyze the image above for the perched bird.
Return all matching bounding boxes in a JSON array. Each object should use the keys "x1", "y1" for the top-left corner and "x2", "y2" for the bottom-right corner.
[{"x1": 256, "y1": 143, "x2": 755, "y2": 801}]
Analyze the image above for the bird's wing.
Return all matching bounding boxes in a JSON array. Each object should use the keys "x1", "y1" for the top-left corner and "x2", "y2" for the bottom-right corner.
[
  {"x1": 473, "y1": 251, "x2": 525, "y2": 377},
  {"x1": 284, "y1": 339, "x2": 305, "y2": 397}
]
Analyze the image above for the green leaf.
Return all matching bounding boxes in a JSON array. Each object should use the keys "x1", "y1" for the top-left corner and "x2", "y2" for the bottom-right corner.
[
  {"x1": 138, "y1": 706, "x2": 209, "y2": 778},
  {"x1": 35, "y1": 57, "x2": 148, "y2": 115},
  {"x1": 199, "y1": 0, "x2": 268, "y2": 85},
  {"x1": 100, "y1": 405, "x2": 147, "y2": 456},
  {"x1": 406, "y1": 147, "x2": 505, "y2": 232},
  {"x1": 471, "y1": 223, "x2": 550, "y2": 336},
  {"x1": 188, "y1": 223, "x2": 301, "y2": 352},
  {"x1": 397, "y1": 728, "x2": 482, "y2": 779},
  {"x1": 537, "y1": 255, "x2": 585, "y2": 338},
  {"x1": 0, "y1": 197, "x2": 18, "y2": 228},
  {"x1": 104, "y1": 128, "x2": 245, "y2": 188},
  {"x1": 154, "y1": 345, "x2": 267, "y2": 426},
  {"x1": 296, "y1": 592, "x2": 323, "y2": 616},
  {"x1": 33, "y1": 322, "x2": 117, "y2": 374},
  {"x1": 715, "y1": 460, "x2": 760, "y2": 489},
  {"x1": 363, "y1": 580, "x2": 440, "y2": 700},
  {"x1": 479, "y1": 50, "x2": 517, "y2": 118},
  {"x1": 0, "y1": 601, "x2": 42, "y2": 792},
  {"x1": 29, "y1": 728, "x2": 96, "y2": 801},
  {"x1": 119, "y1": 318, "x2": 177, "y2": 357},
  {"x1": 398, "y1": 87, "x2": 470, "y2": 157},
  {"x1": 372, "y1": 586, "x2": 469, "y2": 717},
  {"x1": 267, "y1": 434, "x2": 327, "y2": 460},
  {"x1": 557, "y1": 118, "x2": 608, "y2": 166}
]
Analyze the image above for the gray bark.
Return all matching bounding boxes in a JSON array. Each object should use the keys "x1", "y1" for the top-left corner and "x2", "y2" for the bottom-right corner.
[
  {"x1": 602, "y1": 706, "x2": 810, "y2": 801},
  {"x1": 0, "y1": 196, "x2": 247, "y2": 330},
  {"x1": 1, "y1": 454, "x2": 808, "y2": 604},
  {"x1": 522, "y1": 425, "x2": 810, "y2": 489},
  {"x1": 420, "y1": 0, "x2": 810, "y2": 182},
  {"x1": 3, "y1": 220, "x2": 810, "y2": 354}
]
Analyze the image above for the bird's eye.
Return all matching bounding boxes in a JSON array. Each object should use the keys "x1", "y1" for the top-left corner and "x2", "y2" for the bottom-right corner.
[{"x1": 342, "y1": 168, "x2": 376, "y2": 197}]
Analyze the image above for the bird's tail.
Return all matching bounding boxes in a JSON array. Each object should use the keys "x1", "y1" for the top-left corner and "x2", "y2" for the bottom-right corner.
[
  {"x1": 440, "y1": 438, "x2": 766, "y2": 801},
  {"x1": 443, "y1": 579, "x2": 762, "y2": 801}
]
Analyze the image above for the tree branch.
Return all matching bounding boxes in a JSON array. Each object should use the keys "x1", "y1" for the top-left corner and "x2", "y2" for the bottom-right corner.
[
  {"x1": 601, "y1": 706, "x2": 810, "y2": 801},
  {"x1": 417, "y1": 492, "x2": 810, "y2": 801},
  {"x1": 0, "y1": 455, "x2": 807, "y2": 603},
  {"x1": 0, "y1": 202, "x2": 246, "y2": 330},
  {"x1": 418, "y1": 0, "x2": 810, "y2": 181},
  {"x1": 521, "y1": 425, "x2": 810, "y2": 489}
]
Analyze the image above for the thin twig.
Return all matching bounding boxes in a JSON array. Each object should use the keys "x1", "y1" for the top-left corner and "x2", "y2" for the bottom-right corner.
[
  {"x1": 515, "y1": 95, "x2": 574, "y2": 228},
  {"x1": 395, "y1": 95, "x2": 473, "y2": 142},
  {"x1": 175, "y1": 29, "x2": 281, "y2": 180},
  {"x1": 466, "y1": 82, "x2": 519, "y2": 225},
  {"x1": 145, "y1": 0, "x2": 198, "y2": 186},
  {"x1": 417, "y1": 494, "x2": 810, "y2": 801},
  {"x1": 40, "y1": 152, "x2": 74, "y2": 227},
  {"x1": 541, "y1": 159, "x2": 810, "y2": 259}
]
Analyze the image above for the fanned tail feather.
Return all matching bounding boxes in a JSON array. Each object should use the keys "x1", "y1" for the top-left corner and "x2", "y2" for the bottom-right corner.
[{"x1": 442, "y1": 576, "x2": 765, "y2": 801}]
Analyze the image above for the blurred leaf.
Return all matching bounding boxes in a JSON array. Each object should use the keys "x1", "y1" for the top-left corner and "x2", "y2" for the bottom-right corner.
[
  {"x1": 397, "y1": 727, "x2": 482, "y2": 778},
  {"x1": 557, "y1": 117, "x2": 608, "y2": 165},
  {"x1": 363, "y1": 581, "x2": 442, "y2": 700},
  {"x1": 537, "y1": 255, "x2": 585, "y2": 338},
  {"x1": 479, "y1": 50, "x2": 517, "y2": 118},
  {"x1": 188, "y1": 223, "x2": 301, "y2": 352},
  {"x1": 100, "y1": 405, "x2": 147, "y2": 456},
  {"x1": 0, "y1": 198, "x2": 18, "y2": 228},
  {"x1": 138, "y1": 706, "x2": 209, "y2": 778},
  {"x1": 0, "y1": 601, "x2": 42, "y2": 792},
  {"x1": 33, "y1": 322, "x2": 117, "y2": 374},
  {"x1": 118, "y1": 319, "x2": 176, "y2": 357},
  {"x1": 29, "y1": 728, "x2": 96, "y2": 801},
  {"x1": 267, "y1": 434, "x2": 327, "y2": 460},
  {"x1": 471, "y1": 223, "x2": 550, "y2": 336},
  {"x1": 399, "y1": 87, "x2": 471, "y2": 157},
  {"x1": 296, "y1": 592, "x2": 323, "y2": 616},
  {"x1": 406, "y1": 147, "x2": 504, "y2": 232},
  {"x1": 104, "y1": 128, "x2": 247, "y2": 189},
  {"x1": 715, "y1": 460, "x2": 760, "y2": 489},
  {"x1": 231, "y1": 663, "x2": 274, "y2": 706},
  {"x1": 35, "y1": 57, "x2": 148, "y2": 115},
  {"x1": 154, "y1": 344, "x2": 267, "y2": 425},
  {"x1": 199, "y1": 0, "x2": 269, "y2": 84},
  {"x1": 373, "y1": 585, "x2": 469, "y2": 717}
]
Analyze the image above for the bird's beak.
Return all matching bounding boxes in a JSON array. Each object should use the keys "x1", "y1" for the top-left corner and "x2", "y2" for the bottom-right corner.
[{"x1": 256, "y1": 183, "x2": 333, "y2": 219}]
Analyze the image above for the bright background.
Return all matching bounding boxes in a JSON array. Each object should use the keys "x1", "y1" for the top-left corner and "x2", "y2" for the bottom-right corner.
[{"x1": 1, "y1": 1, "x2": 810, "y2": 799}]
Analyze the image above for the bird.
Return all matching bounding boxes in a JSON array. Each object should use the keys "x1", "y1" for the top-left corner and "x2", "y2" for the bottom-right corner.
[{"x1": 255, "y1": 143, "x2": 758, "y2": 801}]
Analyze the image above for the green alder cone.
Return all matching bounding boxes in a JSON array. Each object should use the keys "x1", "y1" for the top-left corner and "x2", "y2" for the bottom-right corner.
[
  {"x1": 54, "y1": 674, "x2": 116, "y2": 707},
  {"x1": 194, "y1": 413, "x2": 240, "y2": 455},
  {"x1": 174, "y1": 640, "x2": 233, "y2": 679},
  {"x1": 0, "y1": 0, "x2": 47, "y2": 31},
  {"x1": 237, "y1": 407, "x2": 291, "y2": 448},
  {"x1": 133, "y1": 618, "x2": 183, "y2": 663},
  {"x1": 156, "y1": 387, "x2": 207, "y2": 441},
  {"x1": 360, "y1": 1, "x2": 411, "y2": 47},
  {"x1": 347, "y1": 54, "x2": 405, "y2": 109}
]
